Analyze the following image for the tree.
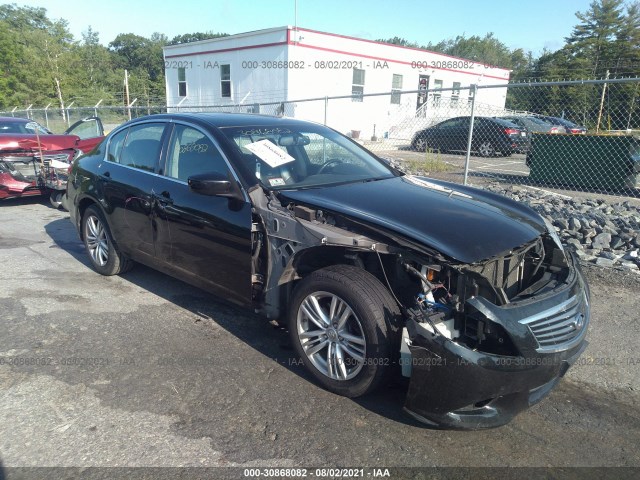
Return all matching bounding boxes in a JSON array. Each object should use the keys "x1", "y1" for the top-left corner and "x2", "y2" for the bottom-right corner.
[
  {"x1": 375, "y1": 37, "x2": 420, "y2": 48},
  {"x1": 168, "y1": 32, "x2": 228, "y2": 45},
  {"x1": 565, "y1": 0, "x2": 625, "y2": 76}
]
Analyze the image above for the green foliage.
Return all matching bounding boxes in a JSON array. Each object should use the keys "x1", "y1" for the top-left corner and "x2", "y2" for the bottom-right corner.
[
  {"x1": 0, "y1": 3, "x2": 229, "y2": 110},
  {"x1": 0, "y1": 0, "x2": 638, "y2": 123},
  {"x1": 168, "y1": 32, "x2": 229, "y2": 45}
]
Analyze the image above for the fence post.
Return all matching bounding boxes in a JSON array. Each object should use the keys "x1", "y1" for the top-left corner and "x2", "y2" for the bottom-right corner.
[
  {"x1": 94, "y1": 99, "x2": 103, "y2": 118},
  {"x1": 66, "y1": 101, "x2": 75, "y2": 127},
  {"x1": 44, "y1": 103, "x2": 51, "y2": 129},
  {"x1": 463, "y1": 84, "x2": 477, "y2": 186},
  {"x1": 324, "y1": 96, "x2": 328, "y2": 125}
]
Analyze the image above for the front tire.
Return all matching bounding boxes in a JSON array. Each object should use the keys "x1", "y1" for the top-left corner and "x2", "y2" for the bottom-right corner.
[
  {"x1": 413, "y1": 137, "x2": 427, "y2": 152},
  {"x1": 288, "y1": 265, "x2": 401, "y2": 398},
  {"x1": 81, "y1": 205, "x2": 133, "y2": 276}
]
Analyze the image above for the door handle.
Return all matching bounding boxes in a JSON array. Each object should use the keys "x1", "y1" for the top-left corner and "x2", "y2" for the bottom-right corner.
[{"x1": 152, "y1": 190, "x2": 174, "y2": 206}]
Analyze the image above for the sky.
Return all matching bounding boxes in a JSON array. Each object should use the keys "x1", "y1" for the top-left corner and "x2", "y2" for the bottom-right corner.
[{"x1": 9, "y1": 0, "x2": 594, "y2": 55}]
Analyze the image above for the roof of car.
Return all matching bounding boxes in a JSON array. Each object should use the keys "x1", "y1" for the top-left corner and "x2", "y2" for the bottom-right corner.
[
  {"x1": 140, "y1": 112, "x2": 320, "y2": 129},
  {"x1": 0, "y1": 116, "x2": 30, "y2": 123}
]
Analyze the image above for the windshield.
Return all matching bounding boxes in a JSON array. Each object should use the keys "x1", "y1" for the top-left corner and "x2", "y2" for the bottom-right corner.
[
  {"x1": 0, "y1": 120, "x2": 51, "y2": 135},
  {"x1": 220, "y1": 124, "x2": 397, "y2": 190}
]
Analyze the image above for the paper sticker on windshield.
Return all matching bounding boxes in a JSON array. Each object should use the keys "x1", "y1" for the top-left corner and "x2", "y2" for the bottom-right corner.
[
  {"x1": 268, "y1": 177, "x2": 286, "y2": 186},
  {"x1": 244, "y1": 139, "x2": 295, "y2": 168}
]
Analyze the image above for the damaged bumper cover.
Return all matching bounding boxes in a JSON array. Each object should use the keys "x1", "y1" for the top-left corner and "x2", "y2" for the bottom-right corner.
[{"x1": 403, "y1": 251, "x2": 590, "y2": 429}]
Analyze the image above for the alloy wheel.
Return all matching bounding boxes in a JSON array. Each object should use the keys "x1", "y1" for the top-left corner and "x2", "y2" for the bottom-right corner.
[
  {"x1": 296, "y1": 291, "x2": 366, "y2": 381},
  {"x1": 85, "y1": 215, "x2": 109, "y2": 267}
]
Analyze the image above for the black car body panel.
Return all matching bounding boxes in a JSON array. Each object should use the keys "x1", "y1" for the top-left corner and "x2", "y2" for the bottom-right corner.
[
  {"x1": 280, "y1": 176, "x2": 545, "y2": 264},
  {"x1": 536, "y1": 116, "x2": 587, "y2": 134},
  {"x1": 67, "y1": 112, "x2": 589, "y2": 430},
  {"x1": 411, "y1": 116, "x2": 529, "y2": 156},
  {"x1": 404, "y1": 251, "x2": 589, "y2": 428}
]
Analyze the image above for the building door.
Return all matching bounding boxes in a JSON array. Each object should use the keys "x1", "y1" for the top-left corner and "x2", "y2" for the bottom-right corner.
[{"x1": 416, "y1": 75, "x2": 430, "y2": 113}]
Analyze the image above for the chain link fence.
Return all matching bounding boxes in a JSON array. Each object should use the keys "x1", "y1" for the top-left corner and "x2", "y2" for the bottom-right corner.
[{"x1": 3, "y1": 77, "x2": 640, "y2": 198}]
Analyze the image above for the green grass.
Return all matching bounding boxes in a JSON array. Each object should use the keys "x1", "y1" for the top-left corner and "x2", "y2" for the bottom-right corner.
[{"x1": 406, "y1": 148, "x2": 452, "y2": 174}]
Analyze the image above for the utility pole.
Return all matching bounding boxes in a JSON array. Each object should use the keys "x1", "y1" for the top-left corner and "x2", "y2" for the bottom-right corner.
[
  {"x1": 124, "y1": 69, "x2": 131, "y2": 120},
  {"x1": 596, "y1": 69, "x2": 609, "y2": 133}
]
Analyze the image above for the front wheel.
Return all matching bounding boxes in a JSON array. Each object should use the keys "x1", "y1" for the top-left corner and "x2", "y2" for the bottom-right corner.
[
  {"x1": 413, "y1": 137, "x2": 428, "y2": 152},
  {"x1": 81, "y1": 205, "x2": 133, "y2": 276},
  {"x1": 288, "y1": 265, "x2": 401, "y2": 398}
]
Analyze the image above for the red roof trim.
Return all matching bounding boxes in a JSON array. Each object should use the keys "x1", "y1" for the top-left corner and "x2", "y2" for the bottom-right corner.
[
  {"x1": 294, "y1": 27, "x2": 509, "y2": 71},
  {"x1": 165, "y1": 41, "x2": 288, "y2": 59},
  {"x1": 294, "y1": 43, "x2": 509, "y2": 81}
]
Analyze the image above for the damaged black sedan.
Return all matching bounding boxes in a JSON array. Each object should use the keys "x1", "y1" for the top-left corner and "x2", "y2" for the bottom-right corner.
[{"x1": 67, "y1": 113, "x2": 590, "y2": 429}]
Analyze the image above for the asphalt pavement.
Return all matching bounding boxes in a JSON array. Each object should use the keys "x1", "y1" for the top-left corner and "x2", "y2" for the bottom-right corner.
[{"x1": 0, "y1": 197, "x2": 638, "y2": 477}]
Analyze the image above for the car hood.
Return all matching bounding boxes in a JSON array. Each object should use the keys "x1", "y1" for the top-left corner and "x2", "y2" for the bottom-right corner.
[
  {"x1": 0, "y1": 134, "x2": 80, "y2": 153},
  {"x1": 279, "y1": 176, "x2": 546, "y2": 263}
]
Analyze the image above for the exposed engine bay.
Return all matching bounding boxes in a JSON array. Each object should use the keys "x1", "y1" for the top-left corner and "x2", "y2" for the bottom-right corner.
[{"x1": 248, "y1": 186, "x2": 572, "y2": 358}]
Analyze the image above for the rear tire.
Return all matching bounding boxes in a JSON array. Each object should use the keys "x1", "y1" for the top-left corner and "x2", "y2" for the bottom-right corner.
[
  {"x1": 81, "y1": 205, "x2": 133, "y2": 276},
  {"x1": 478, "y1": 142, "x2": 496, "y2": 157},
  {"x1": 49, "y1": 191, "x2": 64, "y2": 209},
  {"x1": 288, "y1": 264, "x2": 402, "y2": 398}
]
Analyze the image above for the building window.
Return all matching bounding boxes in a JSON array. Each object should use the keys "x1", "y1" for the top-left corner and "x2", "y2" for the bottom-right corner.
[
  {"x1": 432, "y1": 79, "x2": 443, "y2": 106},
  {"x1": 221, "y1": 64, "x2": 231, "y2": 98},
  {"x1": 178, "y1": 67, "x2": 187, "y2": 97},
  {"x1": 391, "y1": 74, "x2": 403, "y2": 104},
  {"x1": 451, "y1": 82, "x2": 461, "y2": 105},
  {"x1": 352, "y1": 68, "x2": 365, "y2": 102}
]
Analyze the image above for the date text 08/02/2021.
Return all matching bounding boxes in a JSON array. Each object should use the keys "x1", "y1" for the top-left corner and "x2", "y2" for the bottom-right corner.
[{"x1": 164, "y1": 59, "x2": 502, "y2": 70}]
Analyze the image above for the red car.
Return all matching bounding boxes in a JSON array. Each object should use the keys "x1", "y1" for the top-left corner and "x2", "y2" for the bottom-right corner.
[{"x1": 0, "y1": 116, "x2": 104, "y2": 206}]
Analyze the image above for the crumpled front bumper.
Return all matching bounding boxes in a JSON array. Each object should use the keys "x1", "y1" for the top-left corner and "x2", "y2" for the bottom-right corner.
[{"x1": 404, "y1": 251, "x2": 590, "y2": 430}]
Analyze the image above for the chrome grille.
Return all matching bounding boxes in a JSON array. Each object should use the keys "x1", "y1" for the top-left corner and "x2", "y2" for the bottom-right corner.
[{"x1": 519, "y1": 295, "x2": 588, "y2": 352}]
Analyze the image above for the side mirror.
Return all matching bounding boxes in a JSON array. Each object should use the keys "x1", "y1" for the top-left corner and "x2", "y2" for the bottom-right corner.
[{"x1": 188, "y1": 172, "x2": 242, "y2": 199}]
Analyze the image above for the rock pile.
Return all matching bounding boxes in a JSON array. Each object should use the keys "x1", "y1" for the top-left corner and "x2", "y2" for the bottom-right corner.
[{"x1": 483, "y1": 184, "x2": 640, "y2": 272}]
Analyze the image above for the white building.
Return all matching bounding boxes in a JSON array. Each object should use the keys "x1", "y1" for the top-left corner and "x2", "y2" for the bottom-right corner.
[{"x1": 163, "y1": 27, "x2": 511, "y2": 139}]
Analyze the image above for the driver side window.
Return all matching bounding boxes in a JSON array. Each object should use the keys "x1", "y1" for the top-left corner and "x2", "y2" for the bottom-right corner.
[{"x1": 165, "y1": 124, "x2": 229, "y2": 182}]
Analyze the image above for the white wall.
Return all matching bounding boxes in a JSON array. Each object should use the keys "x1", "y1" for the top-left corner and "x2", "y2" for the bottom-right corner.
[
  {"x1": 164, "y1": 28, "x2": 289, "y2": 107},
  {"x1": 163, "y1": 27, "x2": 510, "y2": 138}
]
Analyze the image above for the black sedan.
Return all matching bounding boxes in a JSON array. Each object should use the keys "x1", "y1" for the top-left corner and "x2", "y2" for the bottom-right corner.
[
  {"x1": 535, "y1": 115, "x2": 588, "y2": 134},
  {"x1": 410, "y1": 116, "x2": 529, "y2": 157},
  {"x1": 67, "y1": 113, "x2": 589, "y2": 429},
  {"x1": 498, "y1": 115, "x2": 563, "y2": 134}
]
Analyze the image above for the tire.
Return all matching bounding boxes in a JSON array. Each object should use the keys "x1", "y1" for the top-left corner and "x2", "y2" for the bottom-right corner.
[
  {"x1": 49, "y1": 191, "x2": 64, "y2": 209},
  {"x1": 81, "y1": 205, "x2": 133, "y2": 276},
  {"x1": 413, "y1": 137, "x2": 427, "y2": 152},
  {"x1": 288, "y1": 264, "x2": 402, "y2": 398},
  {"x1": 478, "y1": 142, "x2": 496, "y2": 157}
]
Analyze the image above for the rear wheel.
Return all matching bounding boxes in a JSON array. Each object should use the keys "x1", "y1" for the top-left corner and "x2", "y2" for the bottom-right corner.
[
  {"x1": 289, "y1": 264, "x2": 401, "y2": 397},
  {"x1": 49, "y1": 191, "x2": 64, "y2": 209},
  {"x1": 478, "y1": 141, "x2": 496, "y2": 157},
  {"x1": 81, "y1": 205, "x2": 133, "y2": 276}
]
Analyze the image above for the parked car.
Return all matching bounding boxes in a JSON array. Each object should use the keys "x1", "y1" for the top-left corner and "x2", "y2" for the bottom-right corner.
[
  {"x1": 498, "y1": 116, "x2": 563, "y2": 134},
  {"x1": 535, "y1": 116, "x2": 587, "y2": 134},
  {"x1": 68, "y1": 113, "x2": 589, "y2": 429},
  {"x1": 411, "y1": 116, "x2": 529, "y2": 157},
  {"x1": 0, "y1": 116, "x2": 104, "y2": 206}
]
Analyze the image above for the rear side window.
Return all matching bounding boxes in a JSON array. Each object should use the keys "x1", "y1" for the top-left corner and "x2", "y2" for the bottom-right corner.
[
  {"x1": 107, "y1": 123, "x2": 165, "y2": 172},
  {"x1": 164, "y1": 124, "x2": 229, "y2": 182}
]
